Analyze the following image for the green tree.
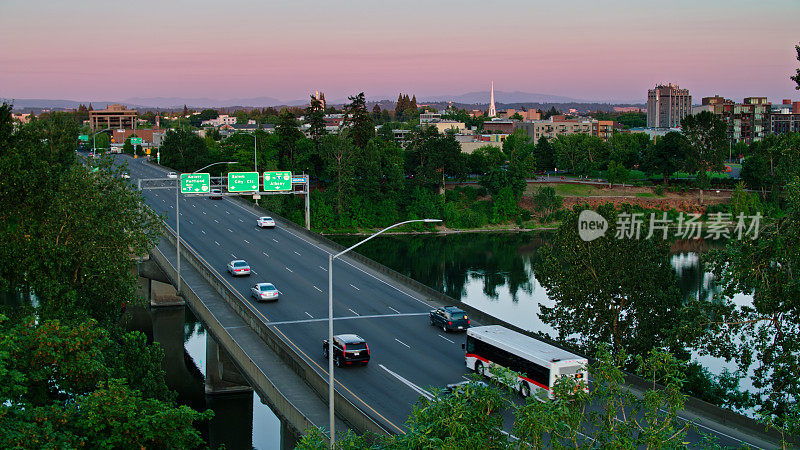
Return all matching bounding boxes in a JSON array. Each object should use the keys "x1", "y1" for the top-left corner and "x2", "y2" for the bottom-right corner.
[
  {"x1": 641, "y1": 131, "x2": 688, "y2": 185},
  {"x1": 729, "y1": 181, "x2": 761, "y2": 216},
  {"x1": 606, "y1": 160, "x2": 630, "y2": 187},
  {"x1": 609, "y1": 131, "x2": 649, "y2": 169},
  {"x1": 122, "y1": 137, "x2": 134, "y2": 155},
  {"x1": 305, "y1": 95, "x2": 327, "y2": 144},
  {"x1": 681, "y1": 111, "x2": 728, "y2": 203},
  {"x1": 532, "y1": 186, "x2": 562, "y2": 215},
  {"x1": 159, "y1": 128, "x2": 210, "y2": 173},
  {"x1": 533, "y1": 136, "x2": 555, "y2": 172},
  {"x1": 405, "y1": 127, "x2": 466, "y2": 192},
  {"x1": 342, "y1": 92, "x2": 374, "y2": 149},
  {"x1": 275, "y1": 109, "x2": 304, "y2": 170},
  {"x1": 699, "y1": 177, "x2": 800, "y2": 437},
  {"x1": 536, "y1": 205, "x2": 686, "y2": 361},
  {"x1": 791, "y1": 43, "x2": 800, "y2": 89}
]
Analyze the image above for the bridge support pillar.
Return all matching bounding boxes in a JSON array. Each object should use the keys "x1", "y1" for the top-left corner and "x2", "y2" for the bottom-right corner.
[
  {"x1": 149, "y1": 279, "x2": 184, "y2": 307},
  {"x1": 281, "y1": 417, "x2": 300, "y2": 449},
  {"x1": 205, "y1": 335, "x2": 253, "y2": 395},
  {"x1": 206, "y1": 391, "x2": 254, "y2": 449},
  {"x1": 150, "y1": 305, "x2": 203, "y2": 402}
]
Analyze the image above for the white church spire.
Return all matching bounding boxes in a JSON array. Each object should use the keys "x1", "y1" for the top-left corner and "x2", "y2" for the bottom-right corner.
[{"x1": 488, "y1": 81, "x2": 497, "y2": 117}]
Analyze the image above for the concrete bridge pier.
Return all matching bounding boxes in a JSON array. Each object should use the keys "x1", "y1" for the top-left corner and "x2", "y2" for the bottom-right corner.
[
  {"x1": 206, "y1": 391, "x2": 254, "y2": 449},
  {"x1": 280, "y1": 417, "x2": 300, "y2": 449},
  {"x1": 150, "y1": 305, "x2": 204, "y2": 403},
  {"x1": 205, "y1": 335, "x2": 254, "y2": 395},
  {"x1": 138, "y1": 258, "x2": 184, "y2": 307}
]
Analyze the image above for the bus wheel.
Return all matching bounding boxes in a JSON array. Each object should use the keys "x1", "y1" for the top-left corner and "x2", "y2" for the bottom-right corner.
[
  {"x1": 520, "y1": 383, "x2": 530, "y2": 398},
  {"x1": 475, "y1": 361, "x2": 484, "y2": 376}
]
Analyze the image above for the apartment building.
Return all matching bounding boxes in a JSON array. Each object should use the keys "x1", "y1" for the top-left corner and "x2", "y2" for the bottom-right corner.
[
  {"x1": 770, "y1": 99, "x2": 800, "y2": 135},
  {"x1": 701, "y1": 96, "x2": 771, "y2": 144}
]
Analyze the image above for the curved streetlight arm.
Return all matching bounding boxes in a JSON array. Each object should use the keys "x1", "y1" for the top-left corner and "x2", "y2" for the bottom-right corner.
[
  {"x1": 193, "y1": 161, "x2": 237, "y2": 173},
  {"x1": 333, "y1": 219, "x2": 441, "y2": 259}
]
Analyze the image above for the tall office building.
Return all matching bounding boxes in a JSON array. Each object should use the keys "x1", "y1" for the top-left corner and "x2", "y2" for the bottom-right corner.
[{"x1": 646, "y1": 83, "x2": 691, "y2": 128}]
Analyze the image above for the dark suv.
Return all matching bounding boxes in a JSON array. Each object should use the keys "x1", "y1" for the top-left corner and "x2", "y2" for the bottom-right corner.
[
  {"x1": 323, "y1": 334, "x2": 370, "y2": 367},
  {"x1": 429, "y1": 306, "x2": 471, "y2": 332}
]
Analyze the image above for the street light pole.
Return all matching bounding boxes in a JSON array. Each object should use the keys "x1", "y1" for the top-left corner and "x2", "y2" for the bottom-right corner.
[
  {"x1": 327, "y1": 218, "x2": 441, "y2": 447},
  {"x1": 175, "y1": 160, "x2": 236, "y2": 294}
]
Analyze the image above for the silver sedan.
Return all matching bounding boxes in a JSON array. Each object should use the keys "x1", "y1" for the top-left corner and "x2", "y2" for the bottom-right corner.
[
  {"x1": 226, "y1": 260, "x2": 251, "y2": 276},
  {"x1": 251, "y1": 283, "x2": 279, "y2": 302}
]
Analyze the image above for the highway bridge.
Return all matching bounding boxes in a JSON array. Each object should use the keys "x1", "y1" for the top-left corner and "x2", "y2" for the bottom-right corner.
[{"x1": 117, "y1": 154, "x2": 782, "y2": 448}]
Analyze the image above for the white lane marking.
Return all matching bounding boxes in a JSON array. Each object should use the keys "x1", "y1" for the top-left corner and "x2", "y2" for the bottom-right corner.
[
  {"x1": 213, "y1": 204, "x2": 218, "y2": 207},
  {"x1": 215, "y1": 241, "x2": 220, "y2": 246},
  {"x1": 244, "y1": 239, "x2": 250, "y2": 244},
  {"x1": 272, "y1": 238, "x2": 278, "y2": 243},
  {"x1": 389, "y1": 307, "x2": 400, "y2": 314},
  {"x1": 263, "y1": 312, "x2": 427, "y2": 326},
  {"x1": 350, "y1": 284, "x2": 360, "y2": 291},
  {"x1": 226, "y1": 211, "x2": 231, "y2": 215},
  {"x1": 227, "y1": 228, "x2": 234, "y2": 233},
  {"x1": 349, "y1": 308, "x2": 359, "y2": 316},
  {"x1": 285, "y1": 267, "x2": 293, "y2": 273},
  {"x1": 305, "y1": 312, "x2": 313, "y2": 318},
  {"x1": 313, "y1": 286, "x2": 322, "y2": 292},
  {"x1": 225, "y1": 199, "x2": 433, "y2": 306},
  {"x1": 251, "y1": 270, "x2": 258, "y2": 275},
  {"x1": 188, "y1": 220, "x2": 194, "y2": 225},
  {"x1": 319, "y1": 266, "x2": 327, "y2": 271},
  {"x1": 201, "y1": 230, "x2": 206, "y2": 235},
  {"x1": 231, "y1": 253, "x2": 237, "y2": 258},
  {"x1": 263, "y1": 252, "x2": 269, "y2": 257},
  {"x1": 203, "y1": 211, "x2": 207, "y2": 215},
  {"x1": 192, "y1": 204, "x2": 196, "y2": 207},
  {"x1": 239, "y1": 219, "x2": 244, "y2": 223},
  {"x1": 379, "y1": 364, "x2": 432, "y2": 400},
  {"x1": 439, "y1": 335, "x2": 455, "y2": 344},
  {"x1": 394, "y1": 338, "x2": 410, "y2": 349},
  {"x1": 293, "y1": 251, "x2": 301, "y2": 256},
  {"x1": 214, "y1": 219, "x2": 219, "y2": 223}
]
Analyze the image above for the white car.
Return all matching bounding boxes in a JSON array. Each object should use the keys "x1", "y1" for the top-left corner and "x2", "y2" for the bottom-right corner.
[
  {"x1": 226, "y1": 260, "x2": 251, "y2": 276},
  {"x1": 251, "y1": 283, "x2": 279, "y2": 302},
  {"x1": 257, "y1": 216, "x2": 276, "y2": 228},
  {"x1": 167, "y1": 172, "x2": 178, "y2": 179}
]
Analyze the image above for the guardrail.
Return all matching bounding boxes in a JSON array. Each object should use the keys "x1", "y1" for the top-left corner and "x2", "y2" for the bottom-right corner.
[
  {"x1": 157, "y1": 224, "x2": 391, "y2": 438},
  {"x1": 143, "y1": 157, "x2": 791, "y2": 446},
  {"x1": 235, "y1": 198, "x2": 792, "y2": 447}
]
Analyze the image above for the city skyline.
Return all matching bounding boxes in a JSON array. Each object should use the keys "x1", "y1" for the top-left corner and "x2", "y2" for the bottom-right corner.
[{"x1": 1, "y1": 0, "x2": 799, "y2": 104}]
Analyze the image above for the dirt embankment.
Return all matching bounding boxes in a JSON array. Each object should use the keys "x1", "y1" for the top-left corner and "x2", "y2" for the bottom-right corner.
[{"x1": 520, "y1": 183, "x2": 731, "y2": 214}]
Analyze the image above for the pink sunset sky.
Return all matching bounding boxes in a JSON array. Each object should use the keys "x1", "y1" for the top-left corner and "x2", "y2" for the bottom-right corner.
[{"x1": 1, "y1": 0, "x2": 798, "y2": 104}]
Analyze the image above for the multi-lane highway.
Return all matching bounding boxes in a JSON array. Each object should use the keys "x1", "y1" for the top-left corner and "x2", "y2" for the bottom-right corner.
[
  {"x1": 116, "y1": 154, "x2": 770, "y2": 448},
  {"x1": 123, "y1": 155, "x2": 467, "y2": 435}
]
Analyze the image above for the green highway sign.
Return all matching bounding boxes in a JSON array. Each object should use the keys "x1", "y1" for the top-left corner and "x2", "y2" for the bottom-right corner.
[
  {"x1": 228, "y1": 172, "x2": 259, "y2": 192},
  {"x1": 79, "y1": 134, "x2": 89, "y2": 142},
  {"x1": 130, "y1": 137, "x2": 143, "y2": 145},
  {"x1": 180, "y1": 173, "x2": 210, "y2": 193},
  {"x1": 263, "y1": 171, "x2": 292, "y2": 191}
]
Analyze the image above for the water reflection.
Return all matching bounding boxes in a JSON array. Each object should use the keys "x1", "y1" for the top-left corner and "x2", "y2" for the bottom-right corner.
[{"x1": 330, "y1": 233, "x2": 752, "y2": 380}]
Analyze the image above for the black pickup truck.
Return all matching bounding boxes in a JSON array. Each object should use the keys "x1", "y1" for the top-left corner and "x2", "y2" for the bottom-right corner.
[{"x1": 429, "y1": 306, "x2": 471, "y2": 332}]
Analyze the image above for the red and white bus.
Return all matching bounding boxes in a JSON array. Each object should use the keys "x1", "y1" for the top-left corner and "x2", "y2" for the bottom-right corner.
[{"x1": 464, "y1": 325, "x2": 588, "y2": 399}]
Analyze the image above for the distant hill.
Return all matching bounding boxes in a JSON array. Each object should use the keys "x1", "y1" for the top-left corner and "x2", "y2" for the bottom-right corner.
[
  {"x1": 422, "y1": 90, "x2": 588, "y2": 105},
  {"x1": 2, "y1": 98, "x2": 127, "y2": 110},
  {"x1": 124, "y1": 96, "x2": 284, "y2": 109}
]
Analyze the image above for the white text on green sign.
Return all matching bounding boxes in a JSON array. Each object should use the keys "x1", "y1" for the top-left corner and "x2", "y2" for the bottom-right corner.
[
  {"x1": 228, "y1": 172, "x2": 259, "y2": 192},
  {"x1": 263, "y1": 171, "x2": 292, "y2": 191},
  {"x1": 130, "y1": 137, "x2": 143, "y2": 144},
  {"x1": 79, "y1": 134, "x2": 89, "y2": 141},
  {"x1": 180, "y1": 173, "x2": 211, "y2": 194}
]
